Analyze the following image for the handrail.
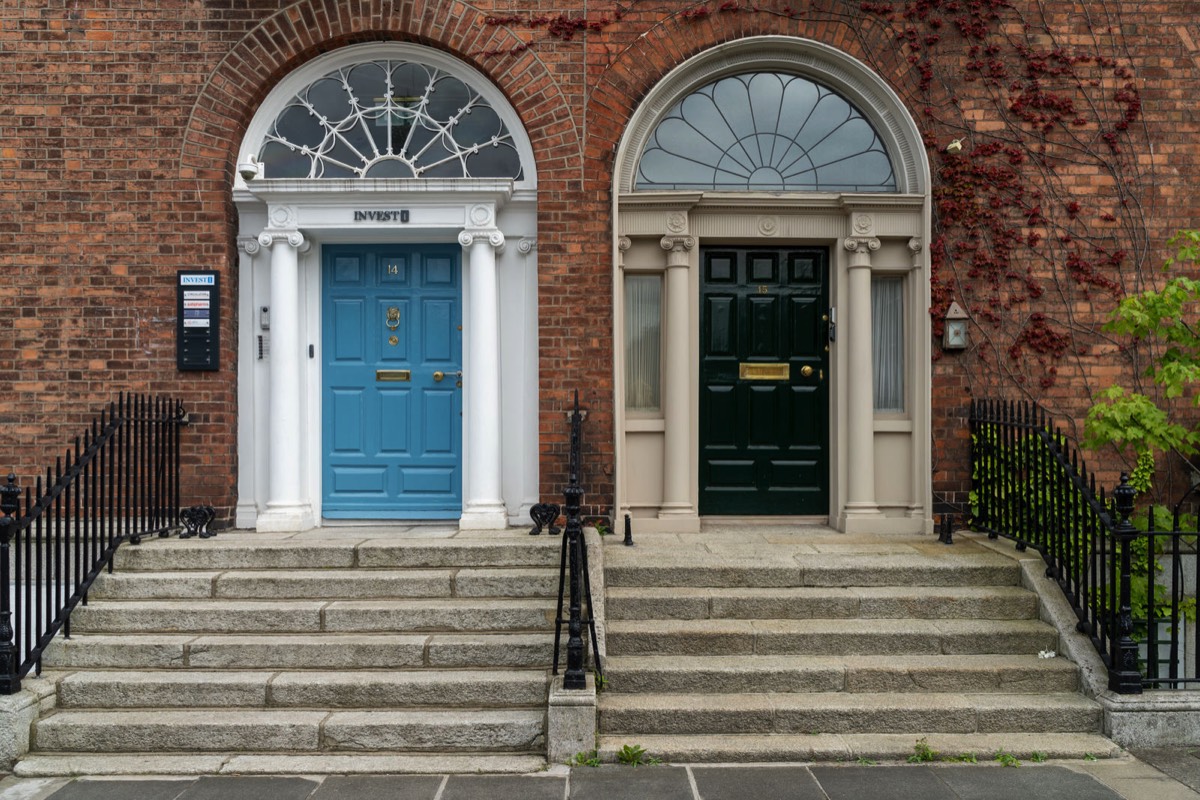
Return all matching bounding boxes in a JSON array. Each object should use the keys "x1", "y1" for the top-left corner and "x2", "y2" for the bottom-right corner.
[
  {"x1": 0, "y1": 394, "x2": 187, "y2": 693},
  {"x1": 970, "y1": 398, "x2": 1198, "y2": 692},
  {"x1": 540, "y1": 391, "x2": 602, "y2": 689}
]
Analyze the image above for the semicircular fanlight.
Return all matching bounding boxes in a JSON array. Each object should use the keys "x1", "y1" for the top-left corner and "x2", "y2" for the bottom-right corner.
[
  {"x1": 636, "y1": 72, "x2": 896, "y2": 192},
  {"x1": 258, "y1": 60, "x2": 523, "y2": 181}
]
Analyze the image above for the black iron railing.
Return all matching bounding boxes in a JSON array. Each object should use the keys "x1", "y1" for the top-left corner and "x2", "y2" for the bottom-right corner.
[
  {"x1": 532, "y1": 391, "x2": 602, "y2": 689},
  {"x1": 0, "y1": 394, "x2": 187, "y2": 693},
  {"x1": 970, "y1": 399, "x2": 1198, "y2": 693}
]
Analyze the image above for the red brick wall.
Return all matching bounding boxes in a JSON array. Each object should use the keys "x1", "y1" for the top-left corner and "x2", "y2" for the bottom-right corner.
[{"x1": 2, "y1": 1, "x2": 1197, "y2": 521}]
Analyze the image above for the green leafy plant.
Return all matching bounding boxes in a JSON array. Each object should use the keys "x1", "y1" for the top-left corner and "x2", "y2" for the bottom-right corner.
[
  {"x1": 856, "y1": 757, "x2": 878, "y2": 766},
  {"x1": 1084, "y1": 753, "x2": 1099, "y2": 762},
  {"x1": 1030, "y1": 751, "x2": 1048, "y2": 763},
  {"x1": 994, "y1": 750, "x2": 1021, "y2": 767},
  {"x1": 593, "y1": 518, "x2": 613, "y2": 536},
  {"x1": 616, "y1": 744, "x2": 660, "y2": 767},
  {"x1": 908, "y1": 738, "x2": 938, "y2": 763},
  {"x1": 594, "y1": 672, "x2": 609, "y2": 692},
  {"x1": 571, "y1": 750, "x2": 601, "y2": 767},
  {"x1": 943, "y1": 752, "x2": 978, "y2": 763}
]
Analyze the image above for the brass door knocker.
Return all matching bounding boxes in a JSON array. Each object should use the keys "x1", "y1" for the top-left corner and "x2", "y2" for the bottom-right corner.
[{"x1": 385, "y1": 306, "x2": 400, "y2": 331}]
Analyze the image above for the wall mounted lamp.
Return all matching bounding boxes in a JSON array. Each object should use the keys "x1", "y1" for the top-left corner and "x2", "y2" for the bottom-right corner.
[{"x1": 943, "y1": 301, "x2": 969, "y2": 350}]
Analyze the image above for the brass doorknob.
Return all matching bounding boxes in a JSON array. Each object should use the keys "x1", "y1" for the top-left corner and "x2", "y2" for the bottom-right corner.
[
  {"x1": 433, "y1": 371, "x2": 444, "y2": 382},
  {"x1": 800, "y1": 365, "x2": 814, "y2": 378}
]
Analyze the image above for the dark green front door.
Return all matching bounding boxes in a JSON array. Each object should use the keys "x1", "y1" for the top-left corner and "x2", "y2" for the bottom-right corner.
[{"x1": 699, "y1": 247, "x2": 830, "y2": 515}]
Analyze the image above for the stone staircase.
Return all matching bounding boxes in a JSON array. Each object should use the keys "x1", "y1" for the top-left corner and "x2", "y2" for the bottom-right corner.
[
  {"x1": 597, "y1": 531, "x2": 1120, "y2": 763},
  {"x1": 16, "y1": 531, "x2": 560, "y2": 776}
]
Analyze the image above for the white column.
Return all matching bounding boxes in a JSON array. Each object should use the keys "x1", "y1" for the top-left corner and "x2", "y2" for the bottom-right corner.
[
  {"x1": 907, "y1": 237, "x2": 927, "y2": 522},
  {"x1": 843, "y1": 235, "x2": 883, "y2": 528},
  {"x1": 659, "y1": 235, "x2": 695, "y2": 519},
  {"x1": 235, "y1": 236, "x2": 261, "y2": 529},
  {"x1": 459, "y1": 227, "x2": 507, "y2": 529},
  {"x1": 256, "y1": 227, "x2": 313, "y2": 532},
  {"x1": 615, "y1": 236, "x2": 632, "y2": 520}
]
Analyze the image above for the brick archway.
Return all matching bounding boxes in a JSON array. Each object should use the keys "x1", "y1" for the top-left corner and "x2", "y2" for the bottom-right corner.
[{"x1": 179, "y1": 0, "x2": 577, "y2": 186}]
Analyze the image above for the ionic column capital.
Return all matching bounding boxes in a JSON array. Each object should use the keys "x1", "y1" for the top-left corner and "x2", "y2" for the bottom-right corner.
[
  {"x1": 459, "y1": 228, "x2": 506, "y2": 253},
  {"x1": 843, "y1": 236, "x2": 880, "y2": 268},
  {"x1": 517, "y1": 237, "x2": 537, "y2": 255},
  {"x1": 258, "y1": 229, "x2": 309, "y2": 252},
  {"x1": 660, "y1": 235, "x2": 695, "y2": 268},
  {"x1": 908, "y1": 237, "x2": 924, "y2": 270},
  {"x1": 237, "y1": 236, "x2": 261, "y2": 256}
]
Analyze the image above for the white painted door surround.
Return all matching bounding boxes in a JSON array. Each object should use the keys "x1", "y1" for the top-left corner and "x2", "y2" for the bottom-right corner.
[{"x1": 232, "y1": 44, "x2": 539, "y2": 531}]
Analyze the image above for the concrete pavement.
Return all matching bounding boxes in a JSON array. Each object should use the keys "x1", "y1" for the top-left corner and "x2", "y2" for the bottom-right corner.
[{"x1": 1, "y1": 754, "x2": 1198, "y2": 800}]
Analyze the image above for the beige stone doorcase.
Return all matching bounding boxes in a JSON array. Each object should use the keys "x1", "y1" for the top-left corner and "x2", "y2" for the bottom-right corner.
[{"x1": 612, "y1": 38, "x2": 933, "y2": 534}]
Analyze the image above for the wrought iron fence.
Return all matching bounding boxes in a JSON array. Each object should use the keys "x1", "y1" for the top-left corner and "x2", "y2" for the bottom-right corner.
[
  {"x1": 0, "y1": 394, "x2": 187, "y2": 693},
  {"x1": 970, "y1": 399, "x2": 1198, "y2": 693},
  {"x1": 531, "y1": 391, "x2": 602, "y2": 689}
]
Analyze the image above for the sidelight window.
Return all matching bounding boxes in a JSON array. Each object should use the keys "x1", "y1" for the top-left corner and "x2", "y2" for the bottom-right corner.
[
  {"x1": 625, "y1": 275, "x2": 663, "y2": 411},
  {"x1": 871, "y1": 276, "x2": 905, "y2": 413}
]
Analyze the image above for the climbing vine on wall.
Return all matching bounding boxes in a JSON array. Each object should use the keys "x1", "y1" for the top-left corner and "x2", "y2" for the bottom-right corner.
[{"x1": 479, "y1": 0, "x2": 1157, "y2": 419}]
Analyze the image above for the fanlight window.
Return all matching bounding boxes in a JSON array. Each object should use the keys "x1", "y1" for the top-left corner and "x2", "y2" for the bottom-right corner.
[
  {"x1": 636, "y1": 72, "x2": 896, "y2": 192},
  {"x1": 259, "y1": 60, "x2": 523, "y2": 180}
]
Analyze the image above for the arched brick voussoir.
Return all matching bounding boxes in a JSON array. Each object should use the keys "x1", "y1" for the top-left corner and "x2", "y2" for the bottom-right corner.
[{"x1": 178, "y1": 0, "x2": 577, "y2": 181}]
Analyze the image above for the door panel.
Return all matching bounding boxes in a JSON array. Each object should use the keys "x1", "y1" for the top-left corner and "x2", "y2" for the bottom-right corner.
[
  {"x1": 699, "y1": 247, "x2": 829, "y2": 515},
  {"x1": 322, "y1": 244, "x2": 463, "y2": 518}
]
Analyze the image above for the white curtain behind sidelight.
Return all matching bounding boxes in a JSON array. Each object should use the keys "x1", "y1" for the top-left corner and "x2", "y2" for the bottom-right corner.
[
  {"x1": 872, "y1": 276, "x2": 905, "y2": 412},
  {"x1": 625, "y1": 275, "x2": 663, "y2": 411}
]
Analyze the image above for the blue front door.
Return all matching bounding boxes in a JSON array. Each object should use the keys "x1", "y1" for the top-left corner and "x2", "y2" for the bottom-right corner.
[{"x1": 322, "y1": 244, "x2": 463, "y2": 518}]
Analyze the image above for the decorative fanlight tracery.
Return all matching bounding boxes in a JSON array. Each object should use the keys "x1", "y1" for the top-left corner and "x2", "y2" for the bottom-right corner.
[
  {"x1": 636, "y1": 72, "x2": 896, "y2": 192},
  {"x1": 258, "y1": 59, "x2": 523, "y2": 181}
]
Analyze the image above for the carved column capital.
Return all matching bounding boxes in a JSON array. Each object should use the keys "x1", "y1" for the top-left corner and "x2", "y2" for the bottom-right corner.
[
  {"x1": 843, "y1": 236, "x2": 880, "y2": 269},
  {"x1": 843, "y1": 236, "x2": 881, "y2": 254},
  {"x1": 258, "y1": 229, "x2": 309, "y2": 252},
  {"x1": 660, "y1": 235, "x2": 695, "y2": 268},
  {"x1": 237, "y1": 236, "x2": 261, "y2": 256},
  {"x1": 459, "y1": 228, "x2": 506, "y2": 253},
  {"x1": 617, "y1": 236, "x2": 631, "y2": 269},
  {"x1": 517, "y1": 237, "x2": 537, "y2": 255}
]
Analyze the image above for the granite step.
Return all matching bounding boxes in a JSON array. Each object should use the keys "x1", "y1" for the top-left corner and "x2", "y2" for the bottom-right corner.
[
  {"x1": 34, "y1": 708, "x2": 545, "y2": 753},
  {"x1": 602, "y1": 654, "x2": 1080, "y2": 694},
  {"x1": 597, "y1": 692, "x2": 1101, "y2": 736},
  {"x1": 113, "y1": 539, "x2": 560, "y2": 572},
  {"x1": 604, "y1": 553, "x2": 1020, "y2": 589},
  {"x1": 594, "y1": 732, "x2": 1123, "y2": 764},
  {"x1": 605, "y1": 585, "x2": 1038, "y2": 621},
  {"x1": 54, "y1": 669, "x2": 547, "y2": 709},
  {"x1": 605, "y1": 618, "x2": 1059, "y2": 657},
  {"x1": 42, "y1": 632, "x2": 554, "y2": 670},
  {"x1": 90, "y1": 568, "x2": 558, "y2": 600},
  {"x1": 69, "y1": 599, "x2": 556, "y2": 634}
]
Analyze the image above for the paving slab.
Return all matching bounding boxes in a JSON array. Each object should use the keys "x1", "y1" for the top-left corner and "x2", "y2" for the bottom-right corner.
[
  {"x1": 441, "y1": 775, "x2": 565, "y2": 800},
  {"x1": 175, "y1": 777, "x2": 319, "y2": 800},
  {"x1": 810, "y1": 766, "x2": 958, "y2": 800},
  {"x1": 1132, "y1": 747, "x2": 1200, "y2": 792},
  {"x1": 568, "y1": 766, "x2": 693, "y2": 800},
  {"x1": 691, "y1": 766, "x2": 826, "y2": 799},
  {"x1": 45, "y1": 780, "x2": 190, "y2": 800},
  {"x1": 308, "y1": 775, "x2": 444, "y2": 800},
  {"x1": 936, "y1": 764, "x2": 1123, "y2": 800}
]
